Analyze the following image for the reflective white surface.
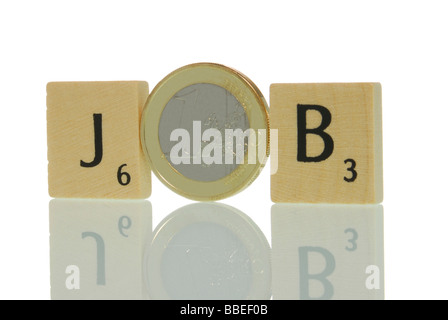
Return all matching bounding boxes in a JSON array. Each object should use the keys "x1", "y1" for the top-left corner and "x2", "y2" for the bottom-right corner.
[
  {"x1": 2, "y1": 0, "x2": 448, "y2": 300},
  {"x1": 49, "y1": 201, "x2": 384, "y2": 300}
]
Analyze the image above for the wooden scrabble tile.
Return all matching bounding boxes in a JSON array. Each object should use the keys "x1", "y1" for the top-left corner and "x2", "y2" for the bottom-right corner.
[
  {"x1": 50, "y1": 199, "x2": 152, "y2": 300},
  {"x1": 271, "y1": 204, "x2": 384, "y2": 300},
  {"x1": 270, "y1": 83, "x2": 383, "y2": 204},
  {"x1": 47, "y1": 81, "x2": 151, "y2": 199}
]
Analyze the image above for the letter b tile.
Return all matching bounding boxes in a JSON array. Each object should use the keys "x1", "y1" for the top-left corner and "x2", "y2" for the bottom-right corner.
[
  {"x1": 270, "y1": 83, "x2": 383, "y2": 204},
  {"x1": 47, "y1": 81, "x2": 151, "y2": 199}
]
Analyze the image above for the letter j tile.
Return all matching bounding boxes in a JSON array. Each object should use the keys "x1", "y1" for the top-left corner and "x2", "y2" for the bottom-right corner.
[{"x1": 47, "y1": 81, "x2": 151, "y2": 199}]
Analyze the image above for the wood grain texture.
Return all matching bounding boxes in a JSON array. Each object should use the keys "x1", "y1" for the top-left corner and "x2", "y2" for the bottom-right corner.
[
  {"x1": 270, "y1": 83, "x2": 382, "y2": 204},
  {"x1": 47, "y1": 81, "x2": 151, "y2": 199}
]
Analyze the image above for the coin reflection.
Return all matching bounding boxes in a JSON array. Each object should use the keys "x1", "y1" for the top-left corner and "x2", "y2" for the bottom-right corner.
[{"x1": 145, "y1": 202, "x2": 271, "y2": 300}]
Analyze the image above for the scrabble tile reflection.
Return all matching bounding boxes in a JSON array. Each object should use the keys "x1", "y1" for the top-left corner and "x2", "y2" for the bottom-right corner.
[
  {"x1": 50, "y1": 199, "x2": 152, "y2": 300},
  {"x1": 271, "y1": 204, "x2": 384, "y2": 300}
]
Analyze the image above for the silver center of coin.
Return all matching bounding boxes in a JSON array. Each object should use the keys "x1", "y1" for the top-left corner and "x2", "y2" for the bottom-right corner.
[{"x1": 159, "y1": 83, "x2": 249, "y2": 182}]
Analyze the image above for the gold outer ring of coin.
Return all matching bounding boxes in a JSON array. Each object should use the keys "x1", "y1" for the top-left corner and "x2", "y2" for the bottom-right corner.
[{"x1": 141, "y1": 62, "x2": 270, "y2": 201}]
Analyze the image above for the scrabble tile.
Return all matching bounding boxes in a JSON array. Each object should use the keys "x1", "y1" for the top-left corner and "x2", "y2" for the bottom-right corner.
[
  {"x1": 270, "y1": 83, "x2": 382, "y2": 204},
  {"x1": 50, "y1": 199, "x2": 152, "y2": 300},
  {"x1": 271, "y1": 204, "x2": 384, "y2": 300},
  {"x1": 47, "y1": 81, "x2": 151, "y2": 199}
]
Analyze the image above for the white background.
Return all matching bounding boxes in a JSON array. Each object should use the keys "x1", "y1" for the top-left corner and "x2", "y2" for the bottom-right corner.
[{"x1": 1, "y1": 0, "x2": 447, "y2": 300}]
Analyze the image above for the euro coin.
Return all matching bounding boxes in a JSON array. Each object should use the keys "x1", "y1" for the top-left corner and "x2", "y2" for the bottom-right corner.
[{"x1": 141, "y1": 63, "x2": 269, "y2": 200}]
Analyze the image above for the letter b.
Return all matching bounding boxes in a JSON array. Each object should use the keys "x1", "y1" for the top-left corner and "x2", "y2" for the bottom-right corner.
[
  {"x1": 297, "y1": 104, "x2": 334, "y2": 162},
  {"x1": 299, "y1": 246, "x2": 335, "y2": 300}
]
